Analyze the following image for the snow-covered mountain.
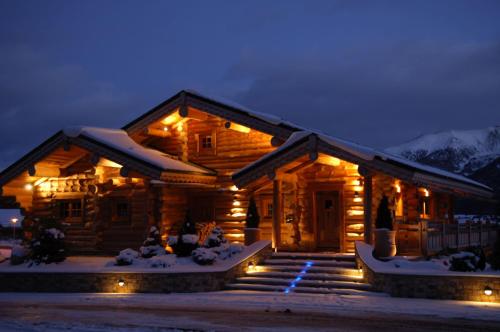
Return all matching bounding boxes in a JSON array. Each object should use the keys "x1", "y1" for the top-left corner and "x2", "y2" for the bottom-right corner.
[{"x1": 386, "y1": 126, "x2": 500, "y2": 198}]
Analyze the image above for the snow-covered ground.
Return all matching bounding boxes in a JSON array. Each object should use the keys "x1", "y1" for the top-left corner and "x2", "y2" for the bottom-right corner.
[
  {"x1": 0, "y1": 291, "x2": 499, "y2": 331},
  {"x1": 0, "y1": 240, "x2": 269, "y2": 273},
  {"x1": 357, "y1": 241, "x2": 500, "y2": 276}
]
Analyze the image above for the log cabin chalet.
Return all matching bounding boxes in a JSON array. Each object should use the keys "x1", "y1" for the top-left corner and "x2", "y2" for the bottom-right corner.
[{"x1": 0, "y1": 90, "x2": 494, "y2": 255}]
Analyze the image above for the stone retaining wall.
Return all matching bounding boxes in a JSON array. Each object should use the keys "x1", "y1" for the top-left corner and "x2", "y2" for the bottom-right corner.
[
  {"x1": 355, "y1": 242, "x2": 499, "y2": 303},
  {"x1": 0, "y1": 243, "x2": 272, "y2": 293}
]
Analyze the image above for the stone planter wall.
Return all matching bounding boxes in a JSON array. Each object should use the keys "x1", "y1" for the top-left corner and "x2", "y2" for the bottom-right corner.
[
  {"x1": 0, "y1": 243, "x2": 272, "y2": 293},
  {"x1": 356, "y1": 242, "x2": 500, "y2": 303}
]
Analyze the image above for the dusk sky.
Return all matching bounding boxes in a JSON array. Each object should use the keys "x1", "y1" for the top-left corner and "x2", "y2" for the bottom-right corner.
[{"x1": 1, "y1": 0, "x2": 500, "y2": 170}]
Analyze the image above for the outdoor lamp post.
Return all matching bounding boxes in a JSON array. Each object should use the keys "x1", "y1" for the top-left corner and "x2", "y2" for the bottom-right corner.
[{"x1": 11, "y1": 218, "x2": 18, "y2": 239}]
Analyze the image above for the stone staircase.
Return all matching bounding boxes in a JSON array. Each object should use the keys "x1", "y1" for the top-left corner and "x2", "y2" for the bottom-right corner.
[{"x1": 227, "y1": 252, "x2": 376, "y2": 295}]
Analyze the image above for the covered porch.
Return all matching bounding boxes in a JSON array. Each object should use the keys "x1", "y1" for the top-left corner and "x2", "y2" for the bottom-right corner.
[{"x1": 233, "y1": 131, "x2": 496, "y2": 255}]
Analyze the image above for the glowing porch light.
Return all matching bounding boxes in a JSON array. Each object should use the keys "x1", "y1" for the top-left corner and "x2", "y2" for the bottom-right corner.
[
  {"x1": 163, "y1": 126, "x2": 169, "y2": 132},
  {"x1": 161, "y1": 111, "x2": 182, "y2": 126},
  {"x1": 423, "y1": 189, "x2": 430, "y2": 197},
  {"x1": 395, "y1": 183, "x2": 401, "y2": 193},
  {"x1": 233, "y1": 200, "x2": 241, "y2": 207},
  {"x1": 484, "y1": 286, "x2": 493, "y2": 296},
  {"x1": 24, "y1": 183, "x2": 33, "y2": 191},
  {"x1": 11, "y1": 218, "x2": 18, "y2": 224},
  {"x1": 176, "y1": 122, "x2": 184, "y2": 132},
  {"x1": 347, "y1": 209, "x2": 364, "y2": 216},
  {"x1": 229, "y1": 185, "x2": 239, "y2": 191},
  {"x1": 118, "y1": 279, "x2": 125, "y2": 287},
  {"x1": 352, "y1": 179, "x2": 361, "y2": 186},
  {"x1": 247, "y1": 262, "x2": 256, "y2": 273}
]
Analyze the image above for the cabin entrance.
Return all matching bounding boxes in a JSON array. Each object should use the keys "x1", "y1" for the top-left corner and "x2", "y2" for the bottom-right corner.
[{"x1": 315, "y1": 191, "x2": 342, "y2": 249}]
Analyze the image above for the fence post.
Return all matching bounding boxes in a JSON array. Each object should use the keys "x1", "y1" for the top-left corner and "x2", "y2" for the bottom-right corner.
[
  {"x1": 479, "y1": 222, "x2": 483, "y2": 246},
  {"x1": 468, "y1": 222, "x2": 472, "y2": 247},
  {"x1": 421, "y1": 220, "x2": 428, "y2": 256},
  {"x1": 455, "y1": 223, "x2": 460, "y2": 249},
  {"x1": 441, "y1": 222, "x2": 446, "y2": 250}
]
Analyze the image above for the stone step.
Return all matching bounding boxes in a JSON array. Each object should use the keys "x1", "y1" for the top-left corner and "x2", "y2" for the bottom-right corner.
[
  {"x1": 271, "y1": 252, "x2": 355, "y2": 261},
  {"x1": 261, "y1": 264, "x2": 358, "y2": 275},
  {"x1": 235, "y1": 277, "x2": 372, "y2": 291},
  {"x1": 263, "y1": 259, "x2": 356, "y2": 268},
  {"x1": 226, "y1": 283, "x2": 381, "y2": 296},
  {"x1": 246, "y1": 271, "x2": 363, "y2": 282}
]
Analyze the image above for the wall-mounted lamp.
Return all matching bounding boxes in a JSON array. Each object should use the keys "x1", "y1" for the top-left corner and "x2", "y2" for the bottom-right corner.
[
  {"x1": 118, "y1": 279, "x2": 125, "y2": 287},
  {"x1": 484, "y1": 286, "x2": 493, "y2": 296}
]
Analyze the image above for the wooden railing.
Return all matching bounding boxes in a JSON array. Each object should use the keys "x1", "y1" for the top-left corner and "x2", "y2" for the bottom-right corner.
[
  {"x1": 396, "y1": 219, "x2": 499, "y2": 256},
  {"x1": 425, "y1": 221, "x2": 498, "y2": 255}
]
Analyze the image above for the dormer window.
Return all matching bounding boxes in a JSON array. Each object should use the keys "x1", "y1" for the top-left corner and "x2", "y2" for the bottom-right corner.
[
  {"x1": 201, "y1": 135, "x2": 212, "y2": 149},
  {"x1": 196, "y1": 131, "x2": 216, "y2": 155}
]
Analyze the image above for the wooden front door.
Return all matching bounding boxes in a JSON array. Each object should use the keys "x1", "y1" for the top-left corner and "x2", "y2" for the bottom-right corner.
[{"x1": 316, "y1": 191, "x2": 341, "y2": 249}]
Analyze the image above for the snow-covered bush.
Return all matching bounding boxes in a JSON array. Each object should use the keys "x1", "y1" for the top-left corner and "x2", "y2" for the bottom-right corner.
[
  {"x1": 191, "y1": 227, "x2": 245, "y2": 264},
  {"x1": 148, "y1": 254, "x2": 176, "y2": 268},
  {"x1": 10, "y1": 244, "x2": 29, "y2": 265},
  {"x1": 170, "y1": 211, "x2": 199, "y2": 257},
  {"x1": 139, "y1": 226, "x2": 166, "y2": 258},
  {"x1": 115, "y1": 248, "x2": 139, "y2": 266},
  {"x1": 29, "y1": 217, "x2": 66, "y2": 265},
  {"x1": 192, "y1": 248, "x2": 217, "y2": 265},
  {"x1": 449, "y1": 248, "x2": 486, "y2": 272},
  {"x1": 204, "y1": 226, "x2": 225, "y2": 248},
  {"x1": 167, "y1": 235, "x2": 178, "y2": 247},
  {"x1": 182, "y1": 234, "x2": 199, "y2": 245}
]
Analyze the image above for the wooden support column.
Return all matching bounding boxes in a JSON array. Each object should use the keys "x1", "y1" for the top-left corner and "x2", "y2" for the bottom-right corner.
[
  {"x1": 362, "y1": 172, "x2": 373, "y2": 244},
  {"x1": 272, "y1": 179, "x2": 282, "y2": 250}
]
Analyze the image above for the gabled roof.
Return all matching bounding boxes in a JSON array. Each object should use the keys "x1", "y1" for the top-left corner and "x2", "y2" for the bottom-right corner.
[
  {"x1": 122, "y1": 90, "x2": 296, "y2": 139},
  {"x1": 233, "y1": 131, "x2": 494, "y2": 198},
  {"x1": 0, "y1": 126, "x2": 215, "y2": 188}
]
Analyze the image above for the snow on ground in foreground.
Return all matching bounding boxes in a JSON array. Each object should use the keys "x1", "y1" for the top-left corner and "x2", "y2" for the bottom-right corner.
[
  {"x1": 357, "y1": 241, "x2": 500, "y2": 277},
  {"x1": 1, "y1": 291, "x2": 499, "y2": 322},
  {"x1": 0, "y1": 241, "x2": 269, "y2": 273}
]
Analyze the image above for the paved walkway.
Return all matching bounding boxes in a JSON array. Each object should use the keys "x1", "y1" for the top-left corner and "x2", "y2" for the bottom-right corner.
[{"x1": 0, "y1": 291, "x2": 499, "y2": 331}]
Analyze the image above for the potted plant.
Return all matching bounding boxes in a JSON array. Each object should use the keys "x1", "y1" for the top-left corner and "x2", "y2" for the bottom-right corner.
[
  {"x1": 244, "y1": 197, "x2": 261, "y2": 246},
  {"x1": 374, "y1": 195, "x2": 397, "y2": 258}
]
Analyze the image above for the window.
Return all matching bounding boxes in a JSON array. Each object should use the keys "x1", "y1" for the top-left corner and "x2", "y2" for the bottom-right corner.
[
  {"x1": 196, "y1": 131, "x2": 216, "y2": 155},
  {"x1": 201, "y1": 135, "x2": 212, "y2": 149},
  {"x1": 58, "y1": 199, "x2": 83, "y2": 222},
  {"x1": 112, "y1": 199, "x2": 130, "y2": 223},
  {"x1": 261, "y1": 198, "x2": 273, "y2": 218},
  {"x1": 116, "y1": 202, "x2": 129, "y2": 218}
]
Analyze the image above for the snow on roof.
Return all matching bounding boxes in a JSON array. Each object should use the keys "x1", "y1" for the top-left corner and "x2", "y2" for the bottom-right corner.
[
  {"x1": 63, "y1": 126, "x2": 213, "y2": 174},
  {"x1": 186, "y1": 90, "x2": 301, "y2": 128},
  {"x1": 0, "y1": 209, "x2": 22, "y2": 228}
]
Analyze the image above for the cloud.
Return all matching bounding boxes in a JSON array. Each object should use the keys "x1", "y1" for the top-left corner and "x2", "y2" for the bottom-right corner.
[
  {"x1": 0, "y1": 44, "x2": 136, "y2": 170},
  {"x1": 222, "y1": 41, "x2": 500, "y2": 148}
]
